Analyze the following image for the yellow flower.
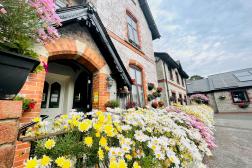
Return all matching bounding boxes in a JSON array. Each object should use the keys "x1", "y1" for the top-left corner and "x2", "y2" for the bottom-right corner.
[
  {"x1": 104, "y1": 125, "x2": 115, "y2": 137},
  {"x1": 95, "y1": 132, "x2": 101, "y2": 137},
  {"x1": 78, "y1": 120, "x2": 92, "y2": 132},
  {"x1": 32, "y1": 117, "x2": 41, "y2": 123},
  {"x1": 118, "y1": 159, "x2": 127, "y2": 168},
  {"x1": 60, "y1": 114, "x2": 68, "y2": 119},
  {"x1": 98, "y1": 148, "x2": 104, "y2": 160},
  {"x1": 98, "y1": 114, "x2": 105, "y2": 123},
  {"x1": 44, "y1": 139, "x2": 55, "y2": 150},
  {"x1": 125, "y1": 154, "x2": 132, "y2": 160},
  {"x1": 99, "y1": 136, "x2": 107, "y2": 147},
  {"x1": 55, "y1": 157, "x2": 71, "y2": 168},
  {"x1": 109, "y1": 160, "x2": 118, "y2": 168},
  {"x1": 94, "y1": 122, "x2": 103, "y2": 132},
  {"x1": 105, "y1": 146, "x2": 110, "y2": 151},
  {"x1": 40, "y1": 155, "x2": 51, "y2": 166},
  {"x1": 25, "y1": 158, "x2": 38, "y2": 168},
  {"x1": 84, "y1": 137, "x2": 93, "y2": 147},
  {"x1": 133, "y1": 162, "x2": 141, "y2": 168}
]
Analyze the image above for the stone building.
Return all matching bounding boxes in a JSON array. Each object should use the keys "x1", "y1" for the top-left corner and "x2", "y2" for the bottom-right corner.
[
  {"x1": 155, "y1": 52, "x2": 189, "y2": 106},
  {"x1": 187, "y1": 68, "x2": 252, "y2": 113},
  {"x1": 12, "y1": 0, "x2": 160, "y2": 167}
]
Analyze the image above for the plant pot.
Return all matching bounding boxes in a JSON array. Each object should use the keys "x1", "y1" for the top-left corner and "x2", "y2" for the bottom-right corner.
[{"x1": 0, "y1": 50, "x2": 40, "y2": 99}]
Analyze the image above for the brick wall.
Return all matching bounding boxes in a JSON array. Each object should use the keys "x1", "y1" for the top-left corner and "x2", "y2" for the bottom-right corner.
[
  {"x1": 0, "y1": 101, "x2": 22, "y2": 168},
  {"x1": 13, "y1": 36, "x2": 110, "y2": 167}
]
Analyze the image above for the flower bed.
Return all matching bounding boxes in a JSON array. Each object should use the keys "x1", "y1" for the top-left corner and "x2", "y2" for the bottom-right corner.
[{"x1": 23, "y1": 105, "x2": 216, "y2": 168}]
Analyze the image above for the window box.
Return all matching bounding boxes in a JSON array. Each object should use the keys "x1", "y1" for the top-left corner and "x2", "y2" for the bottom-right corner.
[
  {"x1": 238, "y1": 102, "x2": 250, "y2": 108},
  {"x1": 0, "y1": 50, "x2": 40, "y2": 99}
]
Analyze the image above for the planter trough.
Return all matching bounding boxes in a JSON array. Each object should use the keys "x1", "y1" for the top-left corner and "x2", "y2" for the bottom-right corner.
[{"x1": 0, "y1": 50, "x2": 40, "y2": 99}]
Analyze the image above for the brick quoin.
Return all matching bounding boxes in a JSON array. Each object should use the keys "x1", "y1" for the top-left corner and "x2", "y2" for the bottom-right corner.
[{"x1": 13, "y1": 38, "x2": 109, "y2": 167}]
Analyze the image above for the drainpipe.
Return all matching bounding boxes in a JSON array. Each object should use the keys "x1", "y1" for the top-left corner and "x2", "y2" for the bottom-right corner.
[{"x1": 162, "y1": 61, "x2": 171, "y2": 106}]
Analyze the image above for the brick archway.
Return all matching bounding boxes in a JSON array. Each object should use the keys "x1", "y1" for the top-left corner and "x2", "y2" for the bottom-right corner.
[
  {"x1": 13, "y1": 38, "x2": 109, "y2": 167},
  {"x1": 45, "y1": 38, "x2": 106, "y2": 72},
  {"x1": 129, "y1": 59, "x2": 148, "y2": 105}
]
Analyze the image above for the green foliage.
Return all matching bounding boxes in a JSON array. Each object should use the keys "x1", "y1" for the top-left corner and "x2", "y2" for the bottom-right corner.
[
  {"x1": 0, "y1": 0, "x2": 41, "y2": 59},
  {"x1": 34, "y1": 132, "x2": 85, "y2": 160},
  {"x1": 105, "y1": 100, "x2": 120, "y2": 109},
  {"x1": 14, "y1": 96, "x2": 35, "y2": 111}
]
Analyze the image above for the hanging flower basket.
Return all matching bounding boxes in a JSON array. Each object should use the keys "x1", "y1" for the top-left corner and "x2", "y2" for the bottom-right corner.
[
  {"x1": 238, "y1": 102, "x2": 250, "y2": 108},
  {"x1": 148, "y1": 83, "x2": 155, "y2": 91}
]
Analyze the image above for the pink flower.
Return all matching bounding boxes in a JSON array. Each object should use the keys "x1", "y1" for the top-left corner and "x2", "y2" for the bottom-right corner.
[
  {"x1": 0, "y1": 5, "x2": 7, "y2": 14},
  {"x1": 42, "y1": 61, "x2": 48, "y2": 73}
]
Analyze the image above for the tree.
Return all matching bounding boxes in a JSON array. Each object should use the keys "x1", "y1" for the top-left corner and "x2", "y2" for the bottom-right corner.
[{"x1": 190, "y1": 75, "x2": 204, "y2": 80}]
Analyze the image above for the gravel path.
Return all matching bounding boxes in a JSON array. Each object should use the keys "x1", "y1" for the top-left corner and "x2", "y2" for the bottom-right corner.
[{"x1": 205, "y1": 114, "x2": 252, "y2": 168}]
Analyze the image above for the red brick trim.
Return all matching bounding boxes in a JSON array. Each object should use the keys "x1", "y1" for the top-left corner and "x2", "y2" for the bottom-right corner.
[
  {"x1": 158, "y1": 79, "x2": 187, "y2": 91},
  {"x1": 107, "y1": 29, "x2": 155, "y2": 65},
  {"x1": 129, "y1": 59, "x2": 147, "y2": 105}
]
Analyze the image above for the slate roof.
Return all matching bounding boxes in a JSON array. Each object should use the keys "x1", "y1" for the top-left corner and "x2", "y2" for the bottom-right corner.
[
  {"x1": 56, "y1": 4, "x2": 132, "y2": 89},
  {"x1": 154, "y1": 52, "x2": 189, "y2": 78},
  {"x1": 139, "y1": 0, "x2": 161, "y2": 40},
  {"x1": 187, "y1": 68, "x2": 252, "y2": 94}
]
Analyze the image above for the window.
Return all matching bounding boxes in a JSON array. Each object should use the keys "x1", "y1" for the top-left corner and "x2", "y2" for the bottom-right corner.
[
  {"x1": 171, "y1": 92, "x2": 177, "y2": 103},
  {"x1": 49, "y1": 82, "x2": 61, "y2": 108},
  {"x1": 130, "y1": 66, "x2": 144, "y2": 107},
  {"x1": 231, "y1": 90, "x2": 249, "y2": 103},
  {"x1": 176, "y1": 72, "x2": 180, "y2": 84},
  {"x1": 127, "y1": 13, "x2": 139, "y2": 47},
  {"x1": 182, "y1": 78, "x2": 185, "y2": 87},
  {"x1": 179, "y1": 94, "x2": 183, "y2": 105},
  {"x1": 184, "y1": 95, "x2": 187, "y2": 105},
  {"x1": 169, "y1": 67, "x2": 174, "y2": 81}
]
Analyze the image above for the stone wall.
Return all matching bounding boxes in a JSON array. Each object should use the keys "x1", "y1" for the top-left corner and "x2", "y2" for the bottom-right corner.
[
  {"x1": 0, "y1": 101, "x2": 22, "y2": 168},
  {"x1": 208, "y1": 89, "x2": 252, "y2": 113},
  {"x1": 156, "y1": 59, "x2": 188, "y2": 106}
]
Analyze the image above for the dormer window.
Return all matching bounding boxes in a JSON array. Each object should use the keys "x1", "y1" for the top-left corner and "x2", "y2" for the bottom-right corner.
[{"x1": 127, "y1": 12, "x2": 140, "y2": 48}]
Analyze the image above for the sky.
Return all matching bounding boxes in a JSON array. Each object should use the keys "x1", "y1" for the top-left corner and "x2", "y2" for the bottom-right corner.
[{"x1": 147, "y1": 0, "x2": 252, "y2": 77}]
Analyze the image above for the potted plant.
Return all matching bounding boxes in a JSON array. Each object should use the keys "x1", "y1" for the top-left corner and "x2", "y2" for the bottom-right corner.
[
  {"x1": 147, "y1": 94, "x2": 155, "y2": 101},
  {"x1": 158, "y1": 100, "x2": 165, "y2": 108},
  {"x1": 105, "y1": 100, "x2": 120, "y2": 109},
  {"x1": 156, "y1": 86, "x2": 163, "y2": 93},
  {"x1": 126, "y1": 101, "x2": 136, "y2": 109},
  {"x1": 151, "y1": 101, "x2": 158, "y2": 109},
  {"x1": 14, "y1": 95, "x2": 36, "y2": 112},
  {"x1": 148, "y1": 83, "x2": 155, "y2": 91},
  {"x1": 0, "y1": 0, "x2": 61, "y2": 99}
]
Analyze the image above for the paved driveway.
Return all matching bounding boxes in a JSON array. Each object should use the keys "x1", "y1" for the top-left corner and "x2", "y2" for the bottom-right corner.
[{"x1": 205, "y1": 113, "x2": 252, "y2": 168}]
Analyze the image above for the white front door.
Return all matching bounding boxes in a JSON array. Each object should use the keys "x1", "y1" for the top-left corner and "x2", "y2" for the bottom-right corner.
[{"x1": 41, "y1": 73, "x2": 69, "y2": 120}]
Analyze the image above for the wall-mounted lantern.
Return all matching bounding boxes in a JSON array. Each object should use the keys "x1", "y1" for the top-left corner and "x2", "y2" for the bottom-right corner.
[{"x1": 107, "y1": 76, "x2": 114, "y2": 88}]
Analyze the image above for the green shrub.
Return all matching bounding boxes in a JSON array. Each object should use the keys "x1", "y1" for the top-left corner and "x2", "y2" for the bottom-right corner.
[{"x1": 105, "y1": 100, "x2": 120, "y2": 109}]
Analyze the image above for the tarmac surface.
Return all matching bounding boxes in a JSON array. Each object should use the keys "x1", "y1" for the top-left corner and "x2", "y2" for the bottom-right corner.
[{"x1": 205, "y1": 113, "x2": 252, "y2": 168}]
